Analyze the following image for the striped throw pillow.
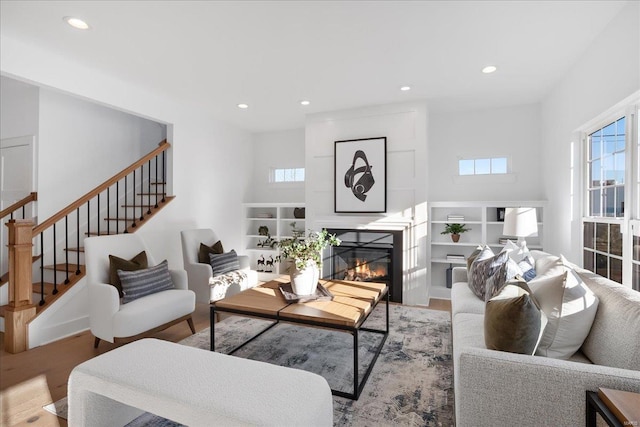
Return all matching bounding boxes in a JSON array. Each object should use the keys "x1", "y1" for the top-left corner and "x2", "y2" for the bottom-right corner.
[
  {"x1": 118, "y1": 260, "x2": 175, "y2": 304},
  {"x1": 209, "y1": 250, "x2": 240, "y2": 277}
]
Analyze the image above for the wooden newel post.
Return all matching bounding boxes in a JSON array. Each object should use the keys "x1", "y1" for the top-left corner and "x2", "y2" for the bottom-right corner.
[{"x1": 5, "y1": 219, "x2": 36, "y2": 353}]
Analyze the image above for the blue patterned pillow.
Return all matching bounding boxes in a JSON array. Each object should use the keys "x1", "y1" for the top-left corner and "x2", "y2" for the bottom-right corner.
[
  {"x1": 469, "y1": 250, "x2": 509, "y2": 300},
  {"x1": 209, "y1": 250, "x2": 240, "y2": 277},
  {"x1": 118, "y1": 260, "x2": 174, "y2": 304},
  {"x1": 518, "y1": 255, "x2": 536, "y2": 281}
]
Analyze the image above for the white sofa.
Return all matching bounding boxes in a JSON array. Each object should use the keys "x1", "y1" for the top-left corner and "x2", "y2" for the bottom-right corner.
[
  {"x1": 85, "y1": 234, "x2": 196, "y2": 347},
  {"x1": 180, "y1": 229, "x2": 258, "y2": 303},
  {"x1": 451, "y1": 250, "x2": 640, "y2": 426}
]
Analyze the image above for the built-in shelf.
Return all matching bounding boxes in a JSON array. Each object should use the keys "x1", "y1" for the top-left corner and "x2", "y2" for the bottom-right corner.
[
  {"x1": 428, "y1": 201, "x2": 546, "y2": 301},
  {"x1": 243, "y1": 202, "x2": 306, "y2": 275}
]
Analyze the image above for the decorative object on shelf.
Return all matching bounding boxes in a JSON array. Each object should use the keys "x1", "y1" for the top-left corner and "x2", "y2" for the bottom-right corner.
[
  {"x1": 293, "y1": 207, "x2": 306, "y2": 218},
  {"x1": 334, "y1": 137, "x2": 387, "y2": 213},
  {"x1": 290, "y1": 222, "x2": 304, "y2": 238},
  {"x1": 257, "y1": 234, "x2": 278, "y2": 248},
  {"x1": 265, "y1": 256, "x2": 275, "y2": 272},
  {"x1": 256, "y1": 255, "x2": 265, "y2": 272},
  {"x1": 503, "y1": 207, "x2": 538, "y2": 248},
  {"x1": 496, "y1": 208, "x2": 506, "y2": 222},
  {"x1": 256, "y1": 212, "x2": 274, "y2": 218},
  {"x1": 278, "y1": 229, "x2": 341, "y2": 295},
  {"x1": 440, "y1": 223, "x2": 471, "y2": 243},
  {"x1": 258, "y1": 225, "x2": 269, "y2": 236}
]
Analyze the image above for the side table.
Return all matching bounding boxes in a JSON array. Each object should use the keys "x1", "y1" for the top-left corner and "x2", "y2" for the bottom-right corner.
[{"x1": 586, "y1": 388, "x2": 640, "y2": 427}]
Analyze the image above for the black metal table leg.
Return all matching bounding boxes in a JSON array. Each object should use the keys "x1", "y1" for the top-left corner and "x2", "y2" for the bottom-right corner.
[
  {"x1": 210, "y1": 305, "x2": 216, "y2": 351},
  {"x1": 353, "y1": 330, "x2": 359, "y2": 399}
]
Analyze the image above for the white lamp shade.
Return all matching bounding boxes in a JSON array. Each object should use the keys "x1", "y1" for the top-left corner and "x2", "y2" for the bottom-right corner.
[{"x1": 503, "y1": 207, "x2": 538, "y2": 237}]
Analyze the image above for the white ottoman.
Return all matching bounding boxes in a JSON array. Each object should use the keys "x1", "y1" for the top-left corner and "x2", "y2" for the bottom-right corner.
[{"x1": 68, "y1": 338, "x2": 333, "y2": 426}]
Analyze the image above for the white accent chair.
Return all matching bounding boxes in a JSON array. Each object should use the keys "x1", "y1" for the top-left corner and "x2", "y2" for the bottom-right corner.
[
  {"x1": 84, "y1": 234, "x2": 196, "y2": 348},
  {"x1": 180, "y1": 229, "x2": 259, "y2": 303}
]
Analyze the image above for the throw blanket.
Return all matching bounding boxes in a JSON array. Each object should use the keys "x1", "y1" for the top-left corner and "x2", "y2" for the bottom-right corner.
[{"x1": 209, "y1": 270, "x2": 248, "y2": 301}]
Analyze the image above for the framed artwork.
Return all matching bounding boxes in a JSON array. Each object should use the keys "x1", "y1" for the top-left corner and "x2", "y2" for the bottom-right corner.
[
  {"x1": 334, "y1": 137, "x2": 387, "y2": 213},
  {"x1": 497, "y1": 207, "x2": 506, "y2": 222}
]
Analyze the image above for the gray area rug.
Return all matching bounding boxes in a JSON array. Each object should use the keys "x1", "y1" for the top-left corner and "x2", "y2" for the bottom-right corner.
[{"x1": 50, "y1": 304, "x2": 454, "y2": 426}]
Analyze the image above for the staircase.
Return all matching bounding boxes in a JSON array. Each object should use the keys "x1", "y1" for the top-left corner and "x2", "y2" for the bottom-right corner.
[{"x1": 1, "y1": 140, "x2": 174, "y2": 352}]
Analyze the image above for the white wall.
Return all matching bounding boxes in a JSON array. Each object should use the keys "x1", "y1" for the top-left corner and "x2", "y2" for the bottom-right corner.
[
  {"x1": 2, "y1": 35, "x2": 254, "y2": 347},
  {"x1": 305, "y1": 102, "x2": 429, "y2": 305},
  {"x1": 249, "y1": 128, "x2": 305, "y2": 203},
  {"x1": 428, "y1": 104, "x2": 543, "y2": 201},
  {"x1": 541, "y1": 1, "x2": 640, "y2": 263},
  {"x1": 37, "y1": 88, "x2": 165, "y2": 219},
  {"x1": 0, "y1": 76, "x2": 39, "y2": 139}
]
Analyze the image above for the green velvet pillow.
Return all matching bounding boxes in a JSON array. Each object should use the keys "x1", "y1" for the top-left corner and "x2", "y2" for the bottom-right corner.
[
  {"x1": 484, "y1": 277, "x2": 546, "y2": 355},
  {"x1": 108, "y1": 250, "x2": 148, "y2": 298},
  {"x1": 198, "y1": 241, "x2": 224, "y2": 264}
]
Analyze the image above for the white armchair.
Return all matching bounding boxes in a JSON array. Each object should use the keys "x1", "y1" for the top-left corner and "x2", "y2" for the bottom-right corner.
[
  {"x1": 84, "y1": 234, "x2": 196, "y2": 348},
  {"x1": 180, "y1": 229, "x2": 258, "y2": 303}
]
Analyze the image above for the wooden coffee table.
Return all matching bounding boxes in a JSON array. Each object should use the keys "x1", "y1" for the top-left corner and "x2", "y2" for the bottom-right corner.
[{"x1": 210, "y1": 277, "x2": 389, "y2": 400}]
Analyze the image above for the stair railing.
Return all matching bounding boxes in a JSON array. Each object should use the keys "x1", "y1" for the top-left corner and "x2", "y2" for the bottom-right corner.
[
  {"x1": 28, "y1": 140, "x2": 170, "y2": 306},
  {"x1": 1, "y1": 192, "x2": 37, "y2": 284}
]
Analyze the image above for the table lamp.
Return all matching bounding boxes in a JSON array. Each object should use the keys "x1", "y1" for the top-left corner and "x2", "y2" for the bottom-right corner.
[{"x1": 503, "y1": 207, "x2": 538, "y2": 248}]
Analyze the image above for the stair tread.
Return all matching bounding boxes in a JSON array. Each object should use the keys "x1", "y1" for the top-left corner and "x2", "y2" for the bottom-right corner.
[
  {"x1": 85, "y1": 231, "x2": 118, "y2": 236},
  {"x1": 32, "y1": 282, "x2": 57, "y2": 295},
  {"x1": 137, "y1": 192, "x2": 166, "y2": 195},
  {"x1": 104, "y1": 217, "x2": 139, "y2": 221},
  {"x1": 150, "y1": 182, "x2": 166, "y2": 186},
  {"x1": 42, "y1": 263, "x2": 83, "y2": 272},
  {"x1": 122, "y1": 204, "x2": 158, "y2": 207},
  {"x1": 64, "y1": 247, "x2": 85, "y2": 252}
]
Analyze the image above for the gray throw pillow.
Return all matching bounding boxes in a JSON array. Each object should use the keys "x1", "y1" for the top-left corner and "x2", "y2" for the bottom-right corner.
[
  {"x1": 109, "y1": 250, "x2": 148, "y2": 298},
  {"x1": 484, "y1": 278, "x2": 546, "y2": 355},
  {"x1": 209, "y1": 250, "x2": 240, "y2": 277},
  {"x1": 484, "y1": 257, "x2": 523, "y2": 301},
  {"x1": 468, "y1": 248, "x2": 507, "y2": 300},
  {"x1": 118, "y1": 260, "x2": 175, "y2": 304}
]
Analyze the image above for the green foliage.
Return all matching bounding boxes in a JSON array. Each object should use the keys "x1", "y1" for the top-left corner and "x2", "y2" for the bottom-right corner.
[
  {"x1": 440, "y1": 223, "x2": 470, "y2": 235},
  {"x1": 278, "y1": 229, "x2": 341, "y2": 270}
]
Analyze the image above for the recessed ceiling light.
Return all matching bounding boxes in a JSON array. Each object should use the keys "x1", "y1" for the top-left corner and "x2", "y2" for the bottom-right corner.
[
  {"x1": 63, "y1": 16, "x2": 90, "y2": 30},
  {"x1": 482, "y1": 65, "x2": 497, "y2": 74},
  {"x1": 237, "y1": 103, "x2": 249, "y2": 109},
  {"x1": 400, "y1": 86, "x2": 411, "y2": 91},
  {"x1": 300, "y1": 100, "x2": 310, "y2": 106}
]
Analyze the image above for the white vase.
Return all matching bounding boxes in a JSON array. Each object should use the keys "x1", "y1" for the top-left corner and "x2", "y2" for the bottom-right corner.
[{"x1": 290, "y1": 261, "x2": 319, "y2": 295}]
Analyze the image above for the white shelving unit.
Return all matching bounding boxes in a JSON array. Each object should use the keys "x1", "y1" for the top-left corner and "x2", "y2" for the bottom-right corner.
[
  {"x1": 428, "y1": 201, "x2": 546, "y2": 300},
  {"x1": 243, "y1": 202, "x2": 306, "y2": 279}
]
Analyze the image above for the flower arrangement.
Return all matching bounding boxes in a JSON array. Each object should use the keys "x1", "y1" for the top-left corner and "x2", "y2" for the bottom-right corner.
[{"x1": 278, "y1": 229, "x2": 341, "y2": 270}]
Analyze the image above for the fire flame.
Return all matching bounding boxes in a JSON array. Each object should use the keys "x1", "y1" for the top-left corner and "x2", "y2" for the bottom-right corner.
[{"x1": 344, "y1": 259, "x2": 387, "y2": 281}]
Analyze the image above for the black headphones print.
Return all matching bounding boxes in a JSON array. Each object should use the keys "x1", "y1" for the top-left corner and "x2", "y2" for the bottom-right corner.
[{"x1": 344, "y1": 150, "x2": 375, "y2": 202}]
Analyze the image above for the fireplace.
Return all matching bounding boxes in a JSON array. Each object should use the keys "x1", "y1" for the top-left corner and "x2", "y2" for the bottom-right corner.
[{"x1": 323, "y1": 228, "x2": 402, "y2": 303}]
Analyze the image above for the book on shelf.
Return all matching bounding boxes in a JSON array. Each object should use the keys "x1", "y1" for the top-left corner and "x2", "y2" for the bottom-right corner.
[
  {"x1": 446, "y1": 254, "x2": 466, "y2": 261},
  {"x1": 498, "y1": 237, "x2": 515, "y2": 245},
  {"x1": 447, "y1": 214, "x2": 465, "y2": 221}
]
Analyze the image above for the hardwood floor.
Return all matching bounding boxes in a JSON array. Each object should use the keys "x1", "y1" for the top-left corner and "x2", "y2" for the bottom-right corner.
[{"x1": 0, "y1": 299, "x2": 451, "y2": 427}]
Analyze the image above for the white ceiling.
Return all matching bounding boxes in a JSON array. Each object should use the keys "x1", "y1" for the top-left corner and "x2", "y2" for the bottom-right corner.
[{"x1": 0, "y1": 1, "x2": 629, "y2": 133}]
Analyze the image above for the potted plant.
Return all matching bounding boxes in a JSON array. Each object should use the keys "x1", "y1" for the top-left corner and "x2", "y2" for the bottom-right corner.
[
  {"x1": 278, "y1": 229, "x2": 341, "y2": 295},
  {"x1": 440, "y1": 223, "x2": 470, "y2": 243}
]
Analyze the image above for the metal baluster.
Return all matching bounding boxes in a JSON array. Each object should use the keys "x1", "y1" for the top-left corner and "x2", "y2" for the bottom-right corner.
[
  {"x1": 162, "y1": 151, "x2": 166, "y2": 203},
  {"x1": 52, "y1": 224, "x2": 58, "y2": 295},
  {"x1": 87, "y1": 200, "x2": 90, "y2": 238},
  {"x1": 40, "y1": 232, "x2": 45, "y2": 306},
  {"x1": 76, "y1": 207, "x2": 81, "y2": 274},
  {"x1": 22, "y1": 205, "x2": 26, "y2": 219},
  {"x1": 10, "y1": 212, "x2": 13, "y2": 220},
  {"x1": 139, "y1": 165, "x2": 144, "y2": 222},
  {"x1": 147, "y1": 159, "x2": 152, "y2": 214},
  {"x1": 97, "y1": 192, "x2": 101, "y2": 236},
  {"x1": 154, "y1": 155, "x2": 159, "y2": 208},
  {"x1": 64, "y1": 216, "x2": 70, "y2": 284},
  {"x1": 116, "y1": 181, "x2": 120, "y2": 233},
  {"x1": 107, "y1": 186, "x2": 111, "y2": 235},
  {"x1": 124, "y1": 177, "x2": 128, "y2": 233},
  {"x1": 132, "y1": 171, "x2": 137, "y2": 228}
]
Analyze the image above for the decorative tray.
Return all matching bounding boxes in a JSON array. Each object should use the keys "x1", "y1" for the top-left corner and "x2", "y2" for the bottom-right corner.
[{"x1": 279, "y1": 283, "x2": 334, "y2": 303}]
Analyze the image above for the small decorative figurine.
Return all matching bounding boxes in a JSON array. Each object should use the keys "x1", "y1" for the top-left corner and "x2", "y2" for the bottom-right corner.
[
  {"x1": 256, "y1": 255, "x2": 265, "y2": 272},
  {"x1": 265, "y1": 255, "x2": 275, "y2": 272}
]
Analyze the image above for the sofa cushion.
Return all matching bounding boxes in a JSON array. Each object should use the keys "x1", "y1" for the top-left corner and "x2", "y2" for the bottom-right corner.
[
  {"x1": 451, "y1": 282, "x2": 485, "y2": 317},
  {"x1": 198, "y1": 240, "x2": 224, "y2": 264},
  {"x1": 469, "y1": 248, "x2": 508, "y2": 300},
  {"x1": 484, "y1": 279, "x2": 546, "y2": 355},
  {"x1": 502, "y1": 240, "x2": 536, "y2": 281},
  {"x1": 577, "y1": 268, "x2": 640, "y2": 370},
  {"x1": 109, "y1": 250, "x2": 148, "y2": 298},
  {"x1": 466, "y1": 246, "x2": 483, "y2": 271},
  {"x1": 528, "y1": 263, "x2": 599, "y2": 359},
  {"x1": 118, "y1": 260, "x2": 175, "y2": 304},
  {"x1": 209, "y1": 250, "x2": 240, "y2": 276}
]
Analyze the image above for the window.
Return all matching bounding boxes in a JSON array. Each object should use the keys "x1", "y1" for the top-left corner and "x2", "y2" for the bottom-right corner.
[
  {"x1": 270, "y1": 167, "x2": 305, "y2": 183},
  {"x1": 582, "y1": 101, "x2": 639, "y2": 287},
  {"x1": 459, "y1": 157, "x2": 508, "y2": 175}
]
